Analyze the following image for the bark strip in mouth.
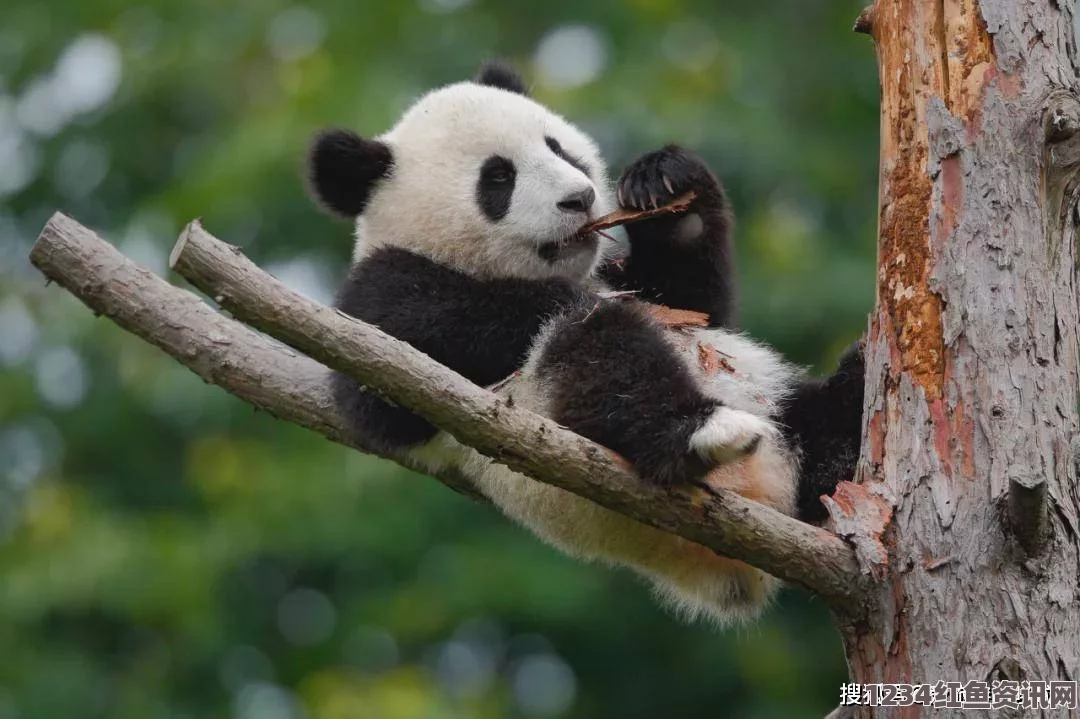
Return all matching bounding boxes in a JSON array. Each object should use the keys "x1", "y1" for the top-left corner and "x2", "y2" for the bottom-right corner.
[{"x1": 577, "y1": 190, "x2": 697, "y2": 237}]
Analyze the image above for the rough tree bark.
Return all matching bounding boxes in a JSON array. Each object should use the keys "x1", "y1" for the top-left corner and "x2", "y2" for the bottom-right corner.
[{"x1": 841, "y1": 0, "x2": 1080, "y2": 714}]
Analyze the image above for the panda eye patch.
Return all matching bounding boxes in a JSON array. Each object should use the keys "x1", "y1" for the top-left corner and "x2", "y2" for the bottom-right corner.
[
  {"x1": 480, "y1": 156, "x2": 516, "y2": 184},
  {"x1": 545, "y1": 136, "x2": 590, "y2": 178},
  {"x1": 477, "y1": 155, "x2": 517, "y2": 221}
]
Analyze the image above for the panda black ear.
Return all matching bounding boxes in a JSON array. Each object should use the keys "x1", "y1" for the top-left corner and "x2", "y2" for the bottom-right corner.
[
  {"x1": 474, "y1": 60, "x2": 529, "y2": 96},
  {"x1": 307, "y1": 128, "x2": 394, "y2": 218}
]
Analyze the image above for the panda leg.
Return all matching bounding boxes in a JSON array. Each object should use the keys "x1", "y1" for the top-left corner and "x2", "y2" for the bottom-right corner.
[
  {"x1": 330, "y1": 372, "x2": 438, "y2": 454},
  {"x1": 598, "y1": 145, "x2": 736, "y2": 328},
  {"x1": 780, "y1": 340, "x2": 866, "y2": 523},
  {"x1": 532, "y1": 300, "x2": 768, "y2": 485}
]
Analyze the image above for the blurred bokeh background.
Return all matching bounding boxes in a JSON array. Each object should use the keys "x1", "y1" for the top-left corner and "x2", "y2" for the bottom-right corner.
[{"x1": 0, "y1": 1, "x2": 879, "y2": 717}]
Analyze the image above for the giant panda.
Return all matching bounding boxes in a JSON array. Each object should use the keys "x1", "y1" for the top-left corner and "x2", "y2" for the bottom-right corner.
[{"x1": 307, "y1": 61, "x2": 864, "y2": 625}]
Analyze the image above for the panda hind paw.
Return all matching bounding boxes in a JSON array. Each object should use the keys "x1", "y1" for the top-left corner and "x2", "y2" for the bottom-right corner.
[{"x1": 688, "y1": 407, "x2": 774, "y2": 466}]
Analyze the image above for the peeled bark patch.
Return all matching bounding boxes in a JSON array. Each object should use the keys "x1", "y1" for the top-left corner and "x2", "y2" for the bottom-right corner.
[
  {"x1": 645, "y1": 305, "x2": 710, "y2": 328},
  {"x1": 874, "y1": 1, "x2": 997, "y2": 402},
  {"x1": 823, "y1": 481, "x2": 893, "y2": 579}
]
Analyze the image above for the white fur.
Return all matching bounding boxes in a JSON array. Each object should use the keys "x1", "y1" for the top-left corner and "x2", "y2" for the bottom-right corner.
[
  {"x1": 351, "y1": 80, "x2": 803, "y2": 626},
  {"x1": 689, "y1": 407, "x2": 776, "y2": 465},
  {"x1": 673, "y1": 212, "x2": 704, "y2": 243}
]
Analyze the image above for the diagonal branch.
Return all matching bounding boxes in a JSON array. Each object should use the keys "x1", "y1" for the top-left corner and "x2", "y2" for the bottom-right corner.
[{"x1": 30, "y1": 212, "x2": 868, "y2": 612}]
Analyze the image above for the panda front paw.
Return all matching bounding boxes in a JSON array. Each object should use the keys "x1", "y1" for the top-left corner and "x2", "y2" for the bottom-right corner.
[
  {"x1": 689, "y1": 407, "x2": 774, "y2": 466},
  {"x1": 617, "y1": 145, "x2": 718, "y2": 212}
]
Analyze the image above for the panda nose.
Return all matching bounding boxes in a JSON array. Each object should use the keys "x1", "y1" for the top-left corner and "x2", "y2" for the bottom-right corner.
[{"x1": 557, "y1": 187, "x2": 595, "y2": 213}]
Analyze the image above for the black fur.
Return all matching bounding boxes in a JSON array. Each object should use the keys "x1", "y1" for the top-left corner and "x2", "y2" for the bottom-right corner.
[
  {"x1": 308, "y1": 129, "x2": 393, "y2": 218},
  {"x1": 781, "y1": 340, "x2": 866, "y2": 522},
  {"x1": 475, "y1": 60, "x2": 530, "y2": 96},
  {"x1": 598, "y1": 145, "x2": 737, "y2": 328},
  {"x1": 331, "y1": 248, "x2": 592, "y2": 452},
  {"x1": 332, "y1": 380, "x2": 440, "y2": 453},
  {"x1": 535, "y1": 301, "x2": 721, "y2": 486},
  {"x1": 545, "y1": 136, "x2": 591, "y2": 178},
  {"x1": 477, "y1": 155, "x2": 517, "y2": 221}
]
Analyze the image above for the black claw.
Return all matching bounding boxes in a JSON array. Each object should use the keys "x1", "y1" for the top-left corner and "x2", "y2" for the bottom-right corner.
[{"x1": 616, "y1": 145, "x2": 715, "y2": 212}]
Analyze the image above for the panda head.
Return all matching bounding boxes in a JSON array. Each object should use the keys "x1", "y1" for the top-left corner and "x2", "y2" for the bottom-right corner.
[{"x1": 307, "y1": 61, "x2": 615, "y2": 281}]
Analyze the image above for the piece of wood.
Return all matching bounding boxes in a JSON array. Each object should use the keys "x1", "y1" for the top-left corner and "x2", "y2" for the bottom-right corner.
[
  {"x1": 578, "y1": 191, "x2": 697, "y2": 235},
  {"x1": 163, "y1": 217, "x2": 869, "y2": 611},
  {"x1": 644, "y1": 304, "x2": 710, "y2": 328}
]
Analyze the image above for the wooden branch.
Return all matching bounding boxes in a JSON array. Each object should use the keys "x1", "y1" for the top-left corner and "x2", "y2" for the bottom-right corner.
[
  {"x1": 27, "y1": 212, "x2": 482, "y2": 500},
  {"x1": 29, "y1": 212, "x2": 868, "y2": 612}
]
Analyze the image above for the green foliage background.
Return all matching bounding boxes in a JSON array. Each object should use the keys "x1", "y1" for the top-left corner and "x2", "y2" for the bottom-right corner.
[{"x1": 0, "y1": 1, "x2": 878, "y2": 717}]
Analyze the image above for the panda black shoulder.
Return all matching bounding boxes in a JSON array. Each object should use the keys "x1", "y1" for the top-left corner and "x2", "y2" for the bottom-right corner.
[{"x1": 336, "y1": 247, "x2": 594, "y2": 388}]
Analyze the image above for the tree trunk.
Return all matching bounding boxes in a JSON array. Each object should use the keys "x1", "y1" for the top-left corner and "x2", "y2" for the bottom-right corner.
[{"x1": 841, "y1": 0, "x2": 1080, "y2": 714}]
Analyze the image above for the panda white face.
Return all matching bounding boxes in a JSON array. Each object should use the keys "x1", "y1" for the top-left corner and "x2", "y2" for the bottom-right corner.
[{"x1": 312, "y1": 80, "x2": 615, "y2": 281}]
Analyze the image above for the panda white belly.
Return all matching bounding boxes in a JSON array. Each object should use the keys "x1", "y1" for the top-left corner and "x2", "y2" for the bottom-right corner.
[{"x1": 409, "y1": 322, "x2": 800, "y2": 626}]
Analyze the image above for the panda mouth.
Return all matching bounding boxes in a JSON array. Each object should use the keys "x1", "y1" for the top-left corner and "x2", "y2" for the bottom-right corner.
[{"x1": 537, "y1": 231, "x2": 598, "y2": 263}]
